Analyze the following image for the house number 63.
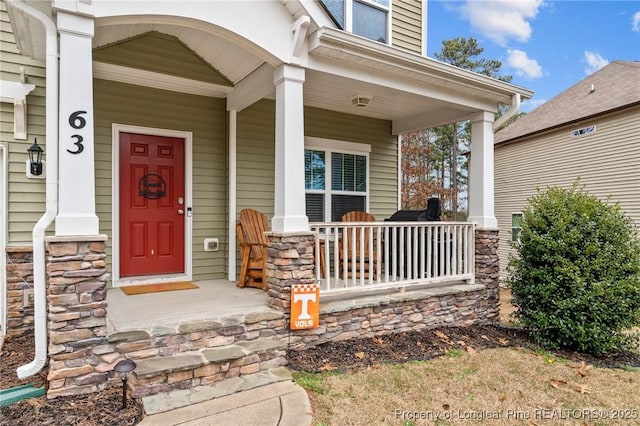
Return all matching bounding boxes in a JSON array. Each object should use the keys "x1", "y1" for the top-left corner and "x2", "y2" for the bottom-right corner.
[{"x1": 67, "y1": 110, "x2": 87, "y2": 155}]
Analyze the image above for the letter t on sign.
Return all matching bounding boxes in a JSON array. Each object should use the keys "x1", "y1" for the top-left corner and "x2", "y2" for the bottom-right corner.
[{"x1": 290, "y1": 284, "x2": 319, "y2": 330}]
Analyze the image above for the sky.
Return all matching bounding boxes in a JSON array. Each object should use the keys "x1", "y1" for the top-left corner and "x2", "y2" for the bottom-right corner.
[{"x1": 426, "y1": 0, "x2": 640, "y2": 112}]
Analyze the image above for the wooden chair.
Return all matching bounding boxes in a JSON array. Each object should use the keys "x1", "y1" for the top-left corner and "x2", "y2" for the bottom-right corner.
[
  {"x1": 237, "y1": 208, "x2": 269, "y2": 290},
  {"x1": 340, "y1": 211, "x2": 378, "y2": 279}
]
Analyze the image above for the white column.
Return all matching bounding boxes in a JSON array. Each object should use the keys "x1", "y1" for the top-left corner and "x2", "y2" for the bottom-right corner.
[
  {"x1": 271, "y1": 65, "x2": 309, "y2": 232},
  {"x1": 467, "y1": 111, "x2": 497, "y2": 230},
  {"x1": 228, "y1": 110, "x2": 237, "y2": 281},
  {"x1": 55, "y1": 12, "x2": 99, "y2": 236}
]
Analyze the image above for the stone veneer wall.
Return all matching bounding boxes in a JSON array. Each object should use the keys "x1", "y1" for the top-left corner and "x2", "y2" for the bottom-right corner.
[
  {"x1": 474, "y1": 229, "x2": 500, "y2": 323},
  {"x1": 46, "y1": 235, "x2": 123, "y2": 398},
  {"x1": 265, "y1": 232, "x2": 316, "y2": 314},
  {"x1": 5, "y1": 247, "x2": 35, "y2": 334},
  {"x1": 266, "y1": 229, "x2": 501, "y2": 350}
]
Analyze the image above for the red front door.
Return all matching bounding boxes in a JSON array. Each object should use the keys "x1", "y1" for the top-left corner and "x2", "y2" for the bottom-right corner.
[{"x1": 119, "y1": 133, "x2": 185, "y2": 277}]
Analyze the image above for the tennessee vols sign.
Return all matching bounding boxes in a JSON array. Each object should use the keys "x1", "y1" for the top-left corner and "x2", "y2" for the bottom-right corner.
[{"x1": 290, "y1": 283, "x2": 320, "y2": 330}]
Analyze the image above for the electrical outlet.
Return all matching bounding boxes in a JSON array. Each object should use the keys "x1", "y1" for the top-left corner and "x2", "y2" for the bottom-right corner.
[
  {"x1": 24, "y1": 289, "x2": 34, "y2": 308},
  {"x1": 204, "y1": 238, "x2": 219, "y2": 252}
]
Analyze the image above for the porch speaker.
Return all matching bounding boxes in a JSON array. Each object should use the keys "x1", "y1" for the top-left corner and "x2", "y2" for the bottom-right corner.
[{"x1": 351, "y1": 94, "x2": 372, "y2": 107}]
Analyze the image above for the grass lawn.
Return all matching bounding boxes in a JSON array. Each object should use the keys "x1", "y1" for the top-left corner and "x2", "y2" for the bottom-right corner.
[{"x1": 294, "y1": 289, "x2": 640, "y2": 425}]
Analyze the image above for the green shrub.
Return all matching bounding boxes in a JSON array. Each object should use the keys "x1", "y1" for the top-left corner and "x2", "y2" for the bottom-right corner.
[{"x1": 507, "y1": 183, "x2": 640, "y2": 355}]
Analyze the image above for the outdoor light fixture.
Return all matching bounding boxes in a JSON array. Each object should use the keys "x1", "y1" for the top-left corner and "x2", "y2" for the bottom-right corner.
[
  {"x1": 351, "y1": 93, "x2": 372, "y2": 107},
  {"x1": 27, "y1": 138, "x2": 43, "y2": 176},
  {"x1": 114, "y1": 359, "x2": 137, "y2": 410}
]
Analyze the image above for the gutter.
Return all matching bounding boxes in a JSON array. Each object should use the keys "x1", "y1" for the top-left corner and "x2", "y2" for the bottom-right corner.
[
  {"x1": 493, "y1": 93, "x2": 521, "y2": 132},
  {"x1": 7, "y1": 0, "x2": 59, "y2": 380}
]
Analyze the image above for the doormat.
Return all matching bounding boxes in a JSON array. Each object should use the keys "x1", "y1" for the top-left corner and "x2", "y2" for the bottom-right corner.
[{"x1": 120, "y1": 281, "x2": 198, "y2": 296}]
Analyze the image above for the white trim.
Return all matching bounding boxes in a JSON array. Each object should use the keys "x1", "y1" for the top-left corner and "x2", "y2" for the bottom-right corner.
[
  {"x1": 304, "y1": 137, "x2": 371, "y2": 220},
  {"x1": 0, "y1": 80, "x2": 36, "y2": 140},
  {"x1": 0, "y1": 144, "x2": 6, "y2": 335},
  {"x1": 228, "y1": 110, "x2": 237, "y2": 282},
  {"x1": 397, "y1": 133, "x2": 402, "y2": 210},
  {"x1": 94, "y1": 62, "x2": 233, "y2": 98},
  {"x1": 111, "y1": 124, "x2": 193, "y2": 287},
  {"x1": 421, "y1": 0, "x2": 428, "y2": 56},
  {"x1": 305, "y1": 136, "x2": 371, "y2": 153}
]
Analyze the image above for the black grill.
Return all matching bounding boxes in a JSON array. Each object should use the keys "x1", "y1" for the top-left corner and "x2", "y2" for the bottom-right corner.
[{"x1": 385, "y1": 198, "x2": 442, "y2": 278}]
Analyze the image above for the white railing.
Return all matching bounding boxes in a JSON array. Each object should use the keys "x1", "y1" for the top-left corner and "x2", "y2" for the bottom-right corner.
[{"x1": 310, "y1": 221, "x2": 475, "y2": 295}]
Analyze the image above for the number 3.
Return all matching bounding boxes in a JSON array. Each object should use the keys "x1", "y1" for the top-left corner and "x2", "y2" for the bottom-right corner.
[{"x1": 67, "y1": 134, "x2": 84, "y2": 154}]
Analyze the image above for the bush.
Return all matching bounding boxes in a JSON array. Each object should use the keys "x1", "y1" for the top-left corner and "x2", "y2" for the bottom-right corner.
[{"x1": 507, "y1": 183, "x2": 640, "y2": 355}]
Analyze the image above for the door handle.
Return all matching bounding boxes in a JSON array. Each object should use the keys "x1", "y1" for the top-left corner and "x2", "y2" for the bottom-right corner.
[{"x1": 178, "y1": 209, "x2": 184, "y2": 215}]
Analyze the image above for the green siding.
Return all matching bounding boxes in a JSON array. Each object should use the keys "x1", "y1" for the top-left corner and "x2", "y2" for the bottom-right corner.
[
  {"x1": 1, "y1": 0, "x2": 47, "y2": 245},
  {"x1": 94, "y1": 31, "x2": 232, "y2": 86},
  {"x1": 392, "y1": 0, "x2": 423, "y2": 54},
  {"x1": 236, "y1": 100, "x2": 398, "y2": 222},
  {"x1": 94, "y1": 79, "x2": 227, "y2": 282},
  {"x1": 305, "y1": 106, "x2": 399, "y2": 219}
]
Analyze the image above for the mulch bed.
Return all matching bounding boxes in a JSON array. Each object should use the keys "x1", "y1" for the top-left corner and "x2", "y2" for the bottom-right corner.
[
  {"x1": 1, "y1": 331, "x2": 144, "y2": 426},
  {"x1": 2, "y1": 325, "x2": 639, "y2": 425},
  {"x1": 286, "y1": 325, "x2": 640, "y2": 372}
]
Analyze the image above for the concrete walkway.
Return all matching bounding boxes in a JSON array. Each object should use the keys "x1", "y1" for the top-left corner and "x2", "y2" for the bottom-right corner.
[{"x1": 138, "y1": 380, "x2": 312, "y2": 426}]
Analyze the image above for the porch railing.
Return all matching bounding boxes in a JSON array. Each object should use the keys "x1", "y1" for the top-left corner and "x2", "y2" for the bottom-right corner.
[{"x1": 310, "y1": 221, "x2": 475, "y2": 295}]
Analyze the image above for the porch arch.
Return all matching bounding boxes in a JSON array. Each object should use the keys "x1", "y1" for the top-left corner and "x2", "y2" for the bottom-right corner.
[{"x1": 93, "y1": 4, "x2": 294, "y2": 68}]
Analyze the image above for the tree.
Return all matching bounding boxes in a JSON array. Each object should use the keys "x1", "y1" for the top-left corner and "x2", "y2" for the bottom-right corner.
[
  {"x1": 401, "y1": 37, "x2": 513, "y2": 218},
  {"x1": 508, "y1": 183, "x2": 640, "y2": 354}
]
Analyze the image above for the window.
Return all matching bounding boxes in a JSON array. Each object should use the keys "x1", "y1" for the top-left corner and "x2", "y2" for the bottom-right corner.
[
  {"x1": 305, "y1": 139, "x2": 370, "y2": 222},
  {"x1": 320, "y1": 0, "x2": 390, "y2": 44},
  {"x1": 511, "y1": 213, "x2": 523, "y2": 243}
]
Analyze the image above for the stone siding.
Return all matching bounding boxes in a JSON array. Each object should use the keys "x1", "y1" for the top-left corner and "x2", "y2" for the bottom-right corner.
[
  {"x1": 45, "y1": 235, "x2": 118, "y2": 398},
  {"x1": 5, "y1": 247, "x2": 35, "y2": 334},
  {"x1": 287, "y1": 284, "x2": 492, "y2": 349},
  {"x1": 265, "y1": 232, "x2": 316, "y2": 314},
  {"x1": 474, "y1": 229, "x2": 500, "y2": 322},
  {"x1": 267, "y1": 230, "x2": 502, "y2": 350}
]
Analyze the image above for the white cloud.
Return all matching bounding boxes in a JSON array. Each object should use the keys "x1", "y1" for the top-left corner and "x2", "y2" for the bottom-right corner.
[
  {"x1": 583, "y1": 51, "x2": 609, "y2": 75},
  {"x1": 506, "y1": 49, "x2": 543, "y2": 78},
  {"x1": 459, "y1": 0, "x2": 544, "y2": 46},
  {"x1": 633, "y1": 11, "x2": 640, "y2": 32},
  {"x1": 521, "y1": 98, "x2": 547, "y2": 113}
]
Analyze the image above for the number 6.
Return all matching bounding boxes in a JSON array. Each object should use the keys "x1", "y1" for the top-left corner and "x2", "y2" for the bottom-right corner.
[{"x1": 69, "y1": 110, "x2": 87, "y2": 129}]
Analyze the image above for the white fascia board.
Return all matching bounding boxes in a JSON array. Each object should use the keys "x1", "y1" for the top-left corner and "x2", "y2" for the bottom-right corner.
[
  {"x1": 392, "y1": 108, "x2": 478, "y2": 134},
  {"x1": 93, "y1": 62, "x2": 233, "y2": 98},
  {"x1": 309, "y1": 27, "x2": 533, "y2": 103},
  {"x1": 227, "y1": 63, "x2": 275, "y2": 111},
  {"x1": 308, "y1": 54, "x2": 497, "y2": 112},
  {"x1": 92, "y1": 1, "x2": 293, "y2": 64}
]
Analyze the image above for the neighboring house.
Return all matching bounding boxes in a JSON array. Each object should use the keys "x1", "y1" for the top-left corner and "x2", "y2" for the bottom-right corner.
[
  {"x1": 1, "y1": 0, "x2": 531, "y2": 407},
  {"x1": 495, "y1": 61, "x2": 640, "y2": 279}
]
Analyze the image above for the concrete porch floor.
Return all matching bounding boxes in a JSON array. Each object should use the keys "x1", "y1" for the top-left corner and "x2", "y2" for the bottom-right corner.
[{"x1": 106, "y1": 280, "x2": 275, "y2": 333}]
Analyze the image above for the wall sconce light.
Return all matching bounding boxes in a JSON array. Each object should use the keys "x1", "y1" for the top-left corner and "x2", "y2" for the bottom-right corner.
[
  {"x1": 114, "y1": 359, "x2": 137, "y2": 409},
  {"x1": 26, "y1": 138, "x2": 43, "y2": 177}
]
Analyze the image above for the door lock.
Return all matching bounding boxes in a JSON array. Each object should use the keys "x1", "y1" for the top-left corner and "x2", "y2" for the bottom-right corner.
[{"x1": 178, "y1": 209, "x2": 184, "y2": 215}]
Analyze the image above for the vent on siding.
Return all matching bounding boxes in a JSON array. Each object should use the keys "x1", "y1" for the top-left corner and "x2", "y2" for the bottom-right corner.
[{"x1": 571, "y1": 125, "x2": 596, "y2": 138}]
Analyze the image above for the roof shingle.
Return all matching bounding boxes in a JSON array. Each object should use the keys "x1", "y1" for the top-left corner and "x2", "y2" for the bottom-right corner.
[{"x1": 495, "y1": 61, "x2": 640, "y2": 144}]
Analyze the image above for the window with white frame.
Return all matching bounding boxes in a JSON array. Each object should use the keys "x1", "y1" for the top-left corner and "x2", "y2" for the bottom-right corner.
[
  {"x1": 512, "y1": 213, "x2": 523, "y2": 243},
  {"x1": 320, "y1": 0, "x2": 390, "y2": 44},
  {"x1": 305, "y1": 139, "x2": 370, "y2": 222}
]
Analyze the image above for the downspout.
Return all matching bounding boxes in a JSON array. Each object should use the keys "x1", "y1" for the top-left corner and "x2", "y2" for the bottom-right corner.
[
  {"x1": 8, "y1": 0, "x2": 59, "y2": 379},
  {"x1": 492, "y1": 93, "x2": 521, "y2": 131}
]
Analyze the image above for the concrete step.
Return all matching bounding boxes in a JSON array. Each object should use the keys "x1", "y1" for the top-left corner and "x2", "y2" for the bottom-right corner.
[
  {"x1": 141, "y1": 366, "x2": 294, "y2": 415},
  {"x1": 129, "y1": 338, "x2": 290, "y2": 414}
]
